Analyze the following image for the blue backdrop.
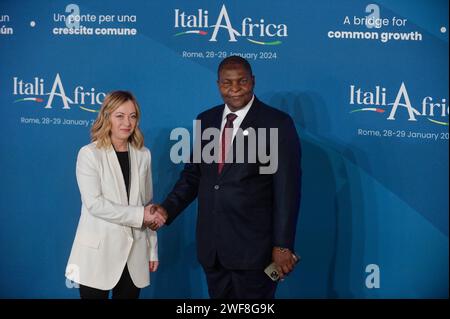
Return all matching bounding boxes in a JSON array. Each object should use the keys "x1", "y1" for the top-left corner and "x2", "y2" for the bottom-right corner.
[{"x1": 0, "y1": 0, "x2": 448, "y2": 298}]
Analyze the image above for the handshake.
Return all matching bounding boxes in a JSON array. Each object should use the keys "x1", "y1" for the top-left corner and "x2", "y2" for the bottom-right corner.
[{"x1": 143, "y1": 204, "x2": 168, "y2": 231}]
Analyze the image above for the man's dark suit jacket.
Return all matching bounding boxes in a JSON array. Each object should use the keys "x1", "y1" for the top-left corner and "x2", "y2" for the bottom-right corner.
[{"x1": 162, "y1": 97, "x2": 301, "y2": 270}]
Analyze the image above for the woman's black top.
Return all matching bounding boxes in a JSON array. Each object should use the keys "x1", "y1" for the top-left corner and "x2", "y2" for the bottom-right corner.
[{"x1": 115, "y1": 151, "x2": 130, "y2": 202}]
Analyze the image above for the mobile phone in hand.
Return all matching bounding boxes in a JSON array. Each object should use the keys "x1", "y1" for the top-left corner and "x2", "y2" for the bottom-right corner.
[{"x1": 264, "y1": 254, "x2": 301, "y2": 282}]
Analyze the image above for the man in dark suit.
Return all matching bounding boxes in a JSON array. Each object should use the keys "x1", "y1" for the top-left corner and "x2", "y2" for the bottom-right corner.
[{"x1": 152, "y1": 56, "x2": 301, "y2": 299}]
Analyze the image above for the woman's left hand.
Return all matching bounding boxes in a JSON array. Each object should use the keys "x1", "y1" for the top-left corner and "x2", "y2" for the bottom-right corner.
[{"x1": 149, "y1": 261, "x2": 159, "y2": 272}]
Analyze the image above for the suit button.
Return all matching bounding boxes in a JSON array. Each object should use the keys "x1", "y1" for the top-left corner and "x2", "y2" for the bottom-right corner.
[{"x1": 214, "y1": 185, "x2": 220, "y2": 190}]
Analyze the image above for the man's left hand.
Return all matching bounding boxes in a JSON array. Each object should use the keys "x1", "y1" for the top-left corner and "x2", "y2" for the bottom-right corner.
[{"x1": 272, "y1": 247, "x2": 296, "y2": 281}]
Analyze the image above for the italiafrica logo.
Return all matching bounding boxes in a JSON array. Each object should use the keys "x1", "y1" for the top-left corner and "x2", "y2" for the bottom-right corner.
[
  {"x1": 13, "y1": 74, "x2": 106, "y2": 112},
  {"x1": 173, "y1": 4, "x2": 287, "y2": 45},
  {"x1": 349, "y1": 82, "x2": 448, "y2": 126}
]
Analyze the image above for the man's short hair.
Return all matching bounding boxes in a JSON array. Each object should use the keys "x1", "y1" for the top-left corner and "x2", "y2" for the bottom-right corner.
[{"x1": 218, "y1": 56, "x2": 253, "y2": 78}]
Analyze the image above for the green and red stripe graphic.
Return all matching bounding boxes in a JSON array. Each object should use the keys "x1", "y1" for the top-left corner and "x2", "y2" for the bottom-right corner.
[
  {"x1": 350, "y1": 107, "x2": 447, "y2": 126},
  {"x1": 173, "y1": 30, "x2": 282, "y2": 45},
  {"x1": 427, "y1": 118, "x2": 448, "y2": 126},
  {"x1": 174, "y1": 30, "x2": 208, "y2": 36},
  {"x1": 79, "y1": 106, "x2": 99, "y2": 113},
  {"x1": 247, "y1": 39, "x2": 282, "y2": 45},
  {"x1": 13, "y1": 97, "x2": 99, "y2": 113},
  {"x1": 349, "y1": 108, "x2": 385, "y2": 113},
  {"x1": 14, "y1": 97, "x2": 44, "y2": 103}
]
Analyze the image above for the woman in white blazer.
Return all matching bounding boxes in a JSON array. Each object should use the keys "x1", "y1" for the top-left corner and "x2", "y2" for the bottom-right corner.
[{"x1": 65, "y1": 91, "x2": 162, "y2": 299}]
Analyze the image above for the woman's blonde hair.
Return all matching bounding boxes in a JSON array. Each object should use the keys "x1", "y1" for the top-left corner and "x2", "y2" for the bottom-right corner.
[{"x1": 91, "y1": 90, "x2": 144, "y2": 149}]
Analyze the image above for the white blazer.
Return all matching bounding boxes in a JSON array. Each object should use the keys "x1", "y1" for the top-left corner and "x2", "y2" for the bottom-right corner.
[{"x1": 65, "y1": 142, "x2": 157, "y2": 290}]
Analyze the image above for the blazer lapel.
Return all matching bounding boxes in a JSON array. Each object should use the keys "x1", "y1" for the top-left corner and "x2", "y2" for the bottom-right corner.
[
  {"x1": 105, "y1": 145, "x2": 133, "y2": 238},
  {"x1": 128, "y1": 144, "x2": 140, "y2": 206},
  {"x1": 106, "y1": 146, "x2": 128, "y2": 205},
  {"x1": 206, "y1": 106, "x2": 225, "y2": 175},
  {"x1": 238, "y1": 97, "x2": 259, "y2": 132},
  {"x1": 210, "y1": 106, "x2": 224, "y2": 132}
]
